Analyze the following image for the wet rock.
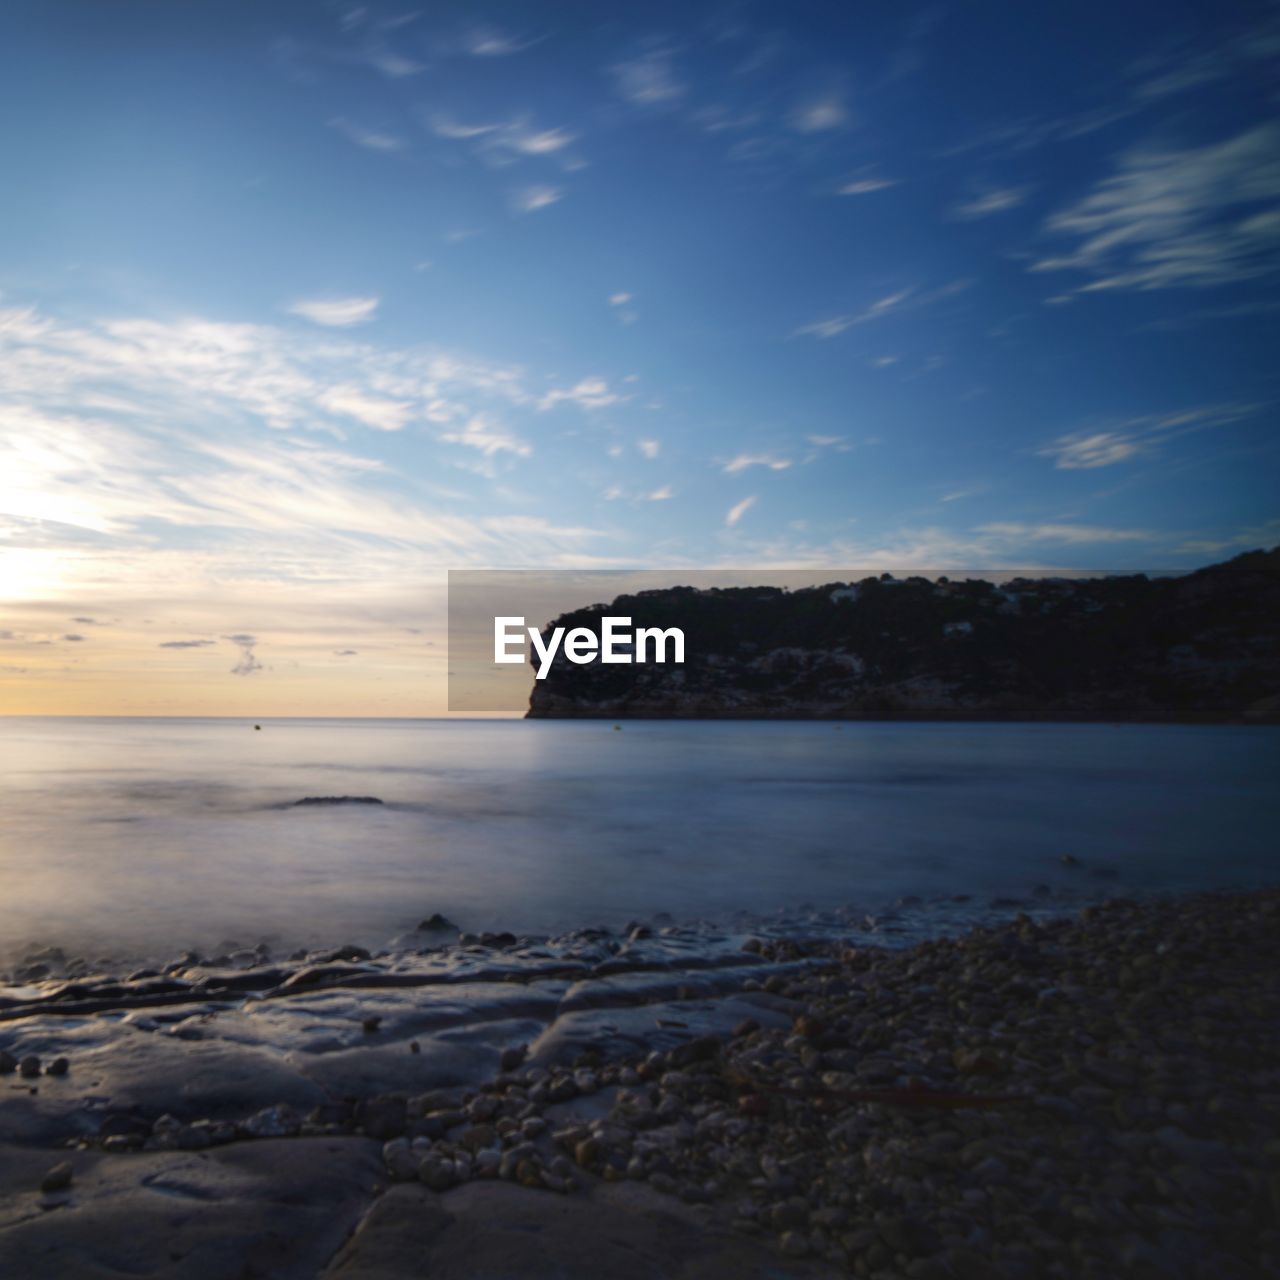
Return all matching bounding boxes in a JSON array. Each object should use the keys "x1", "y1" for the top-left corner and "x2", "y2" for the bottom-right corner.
[
  {"x1": 357, "y1": 1094, "x2": 407, "y2": 1140},
  {"x1": 321, "y1": 945, "x2": 372, "y2": 963},
  {"x1": 18, "y1": 1055, "x2": 41, "y2": 1078},
  {"x1": 500, "y1": 1044, "x2": 527, "y2": 1072},
  {"x1": 39, "y1": 1161, "x2": 74, "y2": 1193},
  {"x1": 46, "y1": 1057, "x2": 69, "y2": 1077},
  {"x1": 242, "y1": 1104, "x2": 302, "y2": 1138}
]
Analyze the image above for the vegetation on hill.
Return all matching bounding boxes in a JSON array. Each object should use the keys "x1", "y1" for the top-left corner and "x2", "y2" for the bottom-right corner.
[{"x1": 526, "y1": 550, "x2": 1280, "y2": 721}]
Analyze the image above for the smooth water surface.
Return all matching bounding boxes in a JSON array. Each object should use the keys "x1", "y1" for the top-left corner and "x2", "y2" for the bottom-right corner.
[{"x1": 0, "y1": 718, "x2": 1276, "y2": 964}]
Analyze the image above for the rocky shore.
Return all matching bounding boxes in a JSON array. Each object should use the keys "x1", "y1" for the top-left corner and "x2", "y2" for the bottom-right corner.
[{"x1": 1, "y1": 889, "x2": 1277, "y2": 1278}]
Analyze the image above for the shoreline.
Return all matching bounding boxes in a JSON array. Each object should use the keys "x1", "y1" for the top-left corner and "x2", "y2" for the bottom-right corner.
[{"x1": 0, "y1": 886, "x2": 1276, "y2": 1277}]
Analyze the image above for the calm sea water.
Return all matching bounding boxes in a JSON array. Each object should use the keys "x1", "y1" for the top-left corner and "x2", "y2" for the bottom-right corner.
[{"x1": 0, "y1": 718, "x2": 1276, "y2": 966}]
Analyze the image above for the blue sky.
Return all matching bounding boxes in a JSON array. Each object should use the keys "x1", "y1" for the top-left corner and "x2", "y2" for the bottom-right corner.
[{"x1": 0, "y1": 1, "x2": 1277, "y2": 712}]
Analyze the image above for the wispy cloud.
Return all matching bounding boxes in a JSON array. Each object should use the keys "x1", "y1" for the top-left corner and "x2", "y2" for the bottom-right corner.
[
  {"x1": 317, "y1": 385, "x2": 412, "y2": 431},
  {"x1": 1032, "y1": 124, "x2": 1280, "y2": 292},
  {"x1": 638, "y1": 439, "x2": 660, "y2": 459},
  {"x1": 0, "y1": 304, "x2": 631, "y2": 568},
  {"x1": 328, "y1": 117, "x2": 405, "y2": 153},
  {"x1": 794, "y1": 289, "x2": 913, "y2": 338},
  {"x1": 1038, "y1": 403, "x2": 1259, "y2": 471},
  {"x1": 512, "y1": 184, "x2": 562, "y2": 213},
  {"x1": 726, "y1": 495, "x2": 757, "y2": 527},
  {"x1": 792, "y1": 95, "x2": 849, "y2": 133},
  {"x1": 159, "y1": 639, "x2": 216, "y2": 649},
  {"x1": 463, "y1": 26, "x2": 543, "y2": 57},
  {"x1": 612, "y1": 50, "x2": 687, "y2": 107},
  {"x1": 438, "y1": 413, "x2": 533, "y2": 458},
  {"x1": 1039, "y1": 432, "x2": 1145, "y2": 470},
  {"x1": 976, "y1": 522, "x2": 1155, "y2": 544},
  {"x1": 287, "y1": 296, "x2": 379, "y2": 327},
  {"x1": 645, "y1": 485, "x2": 674, "y2": 501},
  {"x1": 431, "y1": 117, "x2": 501, "y2": 141},
  {"x1": 723, "y1": 454, "x2": 791, "y2": 474},
  {"x1": 838, "y1": 177, "x2": 897, "y2": 195},
  {"x1": 952, "y1": 187, "x2": 1029, "y2": 219},
  {"x1": 538, "y1": 377, "x2": 622, "y2": 411},
  {"x1": 430, "y1": 115, "x2": 577, "y2": 160}
]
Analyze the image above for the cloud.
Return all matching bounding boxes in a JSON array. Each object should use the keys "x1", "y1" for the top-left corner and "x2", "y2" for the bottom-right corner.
[
  {"x1": 838, "y1": 178, "x2": 897, "y2": 195},
  {"x1": 363, "y1": 51, "x2": 423, "y2": 79},
  {"x1": 464, "y1": 26, "x2": 542, "y2": 57},
  {"x1": 645, "y1": 486, "x2": 674, "y2": 501},
  {"x1": 159, "y1": 639, "x2": 216, "y2": 649},
  {"x1": 795, "y1": 316, "x2": 854, "y2": 339},
  {"x1": 613, "y1": 51, "x2": 686, "y2": 107},
  {"x1": 1039, "y1": 432, "x2": 1145, "y2": 470},
  {"x1": 431, "y1": 116, "x2": 577, "y2": 160},
  {"x1": 609, "y1": 293, "x2": 633, "y2": 306},
  {"x1": 287, "y1": 296, "x2": 379, "y2": 327},
  {"x1": 975, "y1": 522, "x2": 1154, "y2": 544},
  {"x1": 438, "y1": 413, "x2": 532, "y2": 458},
  {"x1": 952, "y1": 187, "x2": 1029, "y2": 219},
  {"x1": 0, "y1": 304, "x2": 624, "y2": 577},
  {"x1": 1038, "y1": 404, "x2": 1258, "y2": 470},
  {"x1": 512, "y1": 185, "x2": 562, "y2": 213},
  {"x1": 71, "y1": 615, "x2": 101, "y2": 625},
  {"x1": 637, "y1": 439, "x2": 660, "y2": 459},
  {"x1": 431, "y1": 117, "x2": 501, "y2": 141},
  {"x1": 510, "y1": 128, "x2": 575, "y2": 156},
  {"x1": 328, "y1": 118, "x2": 405, "y2": 152},
  {"x1": 316, "y1": 386, "x2": 413, "y2": 432},
  {"x1": 792, "y1": 95, "x2": 849, "y2": 133},
  {"x1": 723, "y1": 454, "x2": 791, "y2": 475},
  {"x1": 1032, "y1": 124, "x2": 1280, "y2": 291},
  {"x1": 726, "y1": 495, "x2": 757, "y2": 527},
  {"x1": 794, "y1": 289, "x2": 913, "y2": 338},
  {"x1": 226, "y1": 634, "x2": 263, "y2": 677},
  {"x1": 62, "y1": 633, "x2": 85, "y2": 642},
  {"x1": 334, "y1": 649, "x2": 358, "y2": 656},
  {"x1": 538, "y1": 377, "x2": 621, "y2": 412}
]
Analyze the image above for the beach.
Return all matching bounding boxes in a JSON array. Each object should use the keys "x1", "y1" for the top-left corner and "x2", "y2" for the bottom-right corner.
[{"x1": 1, "y1": 887, "x2": 1276, "y2": 1278}]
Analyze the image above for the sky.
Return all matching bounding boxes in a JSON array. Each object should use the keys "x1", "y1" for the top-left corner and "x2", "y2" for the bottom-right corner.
[{"x1": 0, "y1": 0, "x2": 1277, "y2": 715}]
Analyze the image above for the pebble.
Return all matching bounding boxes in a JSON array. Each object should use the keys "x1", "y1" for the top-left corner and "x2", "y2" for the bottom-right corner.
[{"x1": 89, "y1": 889, "x2": 1280, "y2": 1280}]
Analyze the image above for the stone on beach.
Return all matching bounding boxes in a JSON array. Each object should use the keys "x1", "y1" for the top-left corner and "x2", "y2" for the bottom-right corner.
[{"x1": 2, "y1": 888, "x2": 1277, "y2": 1278}]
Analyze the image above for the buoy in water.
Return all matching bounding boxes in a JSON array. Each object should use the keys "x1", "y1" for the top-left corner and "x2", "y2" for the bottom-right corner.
[{"x1": 254, "y1": 724, "x2": 261, "y2": 731}]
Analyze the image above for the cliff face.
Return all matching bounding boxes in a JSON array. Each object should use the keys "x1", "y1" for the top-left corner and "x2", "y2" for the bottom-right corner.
[{"x1": 525, "y1": 550, "x2": 1280, "y2": 722}]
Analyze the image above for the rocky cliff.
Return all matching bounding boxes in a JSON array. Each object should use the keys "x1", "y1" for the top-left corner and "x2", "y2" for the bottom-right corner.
[{"x1": 525, "y1": 550, "x2": 1280, "y2": 722}]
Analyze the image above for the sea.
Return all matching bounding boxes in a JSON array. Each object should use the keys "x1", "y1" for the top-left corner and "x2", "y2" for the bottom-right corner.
[{"x1": 0, "y1": 717, "x2": 1276, "y2": 968}]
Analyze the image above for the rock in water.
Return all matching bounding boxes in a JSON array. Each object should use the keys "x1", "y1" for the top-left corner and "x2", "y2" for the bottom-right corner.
[
  {"x1": 417, "y1": 913, "x2": 458, "y2": 932},
  {"x1": 292, "y1": 795, "x2": 384, "y2": 806}
]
